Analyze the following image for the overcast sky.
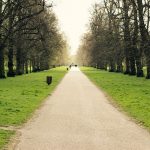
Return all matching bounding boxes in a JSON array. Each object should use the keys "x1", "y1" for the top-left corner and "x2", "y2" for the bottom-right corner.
[{"x1": 52, "y1": 0, "x2": 100, "y2": 55}]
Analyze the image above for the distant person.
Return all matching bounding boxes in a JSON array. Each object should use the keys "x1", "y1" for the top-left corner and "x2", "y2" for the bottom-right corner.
[{"x1": 69, "y1": 65, "x2": 72, "y2": 69}]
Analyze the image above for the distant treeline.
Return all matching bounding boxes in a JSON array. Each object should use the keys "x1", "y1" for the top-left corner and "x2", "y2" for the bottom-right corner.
[
  {"x1": 77, "y1": 0, "x2": 150, "y2": 79},
  {"x1": 0, "y1": 0, "x2": 68, "y2": 79}
]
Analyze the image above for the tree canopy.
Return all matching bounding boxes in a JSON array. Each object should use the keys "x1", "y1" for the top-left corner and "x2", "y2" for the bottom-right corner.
[
  {"x1": 0, "y1": 0, "x2": 69, "y2": 78},
  {"x1": 77, "y1": 0, "x2": 150, "y2": 79}
]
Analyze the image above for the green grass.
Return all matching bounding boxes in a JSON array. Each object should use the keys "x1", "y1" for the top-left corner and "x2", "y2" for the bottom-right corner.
[
  {"x1": 0, "y1": 67, "x2": 67, "y2": 126},
  {"x1": 81, "y1": 67, "x2": 150, "y2": 129},
  {"x1": 0, "y1": 67, "x2": 67, "y2": 149},
  {"x1": 0, "y1": 130, "x2": 14, "y2": 150}
]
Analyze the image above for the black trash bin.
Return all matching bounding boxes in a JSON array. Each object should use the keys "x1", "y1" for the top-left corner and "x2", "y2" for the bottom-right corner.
[{"x1": 46, "y1": 76, "x2": 52, "y2": 85}]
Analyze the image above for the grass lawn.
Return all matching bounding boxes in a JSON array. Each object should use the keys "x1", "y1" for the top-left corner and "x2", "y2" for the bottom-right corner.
[
  {"x1": 81, "y1": 67, "x2": 150, "y2": 130},
  {"x1": 0, "y1": 67, "x2": 67, "y2": 149},
  {"x1": 0, "y1": 130, "x2": 14, "y2": 150}
]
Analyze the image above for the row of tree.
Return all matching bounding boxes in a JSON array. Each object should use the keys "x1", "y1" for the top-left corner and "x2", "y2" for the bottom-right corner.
[
  {"x1": 77, "y1": 0, "x2": 150, "y2": 79},
  {"x1": 0, "y1": 0, "x2": 69, "y2": 79}
]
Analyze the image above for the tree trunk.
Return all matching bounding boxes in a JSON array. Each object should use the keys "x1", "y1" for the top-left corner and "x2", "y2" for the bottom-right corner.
[
  {"x1": 0, "y1": 1, "x2": 5, "y2": 78},
  {"x1": 129, "y1": 54, "x2": 136, "y2": 75},
  {"x1": 146, "y1": 59, "x2": 150, "y2": 79},
  {"x1": 137, "y1": 0, "x2": 150, "y2": 78},
  {"x1": 123, "y1": 0, "x2": 135, "y2": 75},
  {"x1": 109, "y1": 59, "x2": 116, "y2": 72},
  {"x1": 104, "y1": 63, "x2": 107, "y2": 71},
  {"x1": 116, "y1": 59, "x2": 123, "y2": 73},
  {"x1": 40, "y1": 53, "x2": 49, "y2": 71},
  {"x1": 136, "y1": 54, "x2": 144, "y2": 77},
  {"x1": 7, "y1": 38, "x2": 15, "y2": 77},
  {"x1": 7, "y1": 31, "x2": 15, "y2": 76},
  {"x1": 25, "y1": 61, "x2": 28, "y2": 74},
  {"x1": 0, "y1": 45, "x2": 5, "y2": 78},
  {"x1": 29, "y1": 60, "x2": 32, "y2": 73},
  {"x1": 131, "y1": 0, "x2": 143, "y2": 77},
  {"x1": 7, "y1": 0, "x2": 15, "y2": 77},
  {"x1": 16, "y1": 47, "x2": 24, "y2": 75},
  {"x1": 124, "y1": 56, "x2": 130, "y2": 74},
  {"x1": 32, "y1": 58, "x2": 36, "y2": 72},
  {"x1": 40, "y1": 38, "x2": 49, "y2": 71}
]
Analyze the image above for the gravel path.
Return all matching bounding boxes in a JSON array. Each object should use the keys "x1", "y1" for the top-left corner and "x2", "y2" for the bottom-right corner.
[{"x1": 14, "y1": 67, "x2": 150, "y2": 150}]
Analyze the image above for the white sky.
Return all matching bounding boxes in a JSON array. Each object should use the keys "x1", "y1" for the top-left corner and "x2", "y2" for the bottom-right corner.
[{"x1": 52, "y1": 0, "x2": 100, "y2": 55}]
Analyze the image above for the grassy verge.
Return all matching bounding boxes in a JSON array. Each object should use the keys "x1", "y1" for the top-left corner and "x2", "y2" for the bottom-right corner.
[
  {"x1": 81, "y1": 67, "x2": 150, "y2": 130},
  {"x1": 0, "y1": 67, "x2": 67, "y2": 149},
  {"x1": 0, "y1": 130, "x2": 14, "y2": 150}
]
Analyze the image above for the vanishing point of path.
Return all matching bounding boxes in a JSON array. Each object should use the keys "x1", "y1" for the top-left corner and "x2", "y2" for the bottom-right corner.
[{"x1": 13, "y1": 67, "x2": 150, "y2": 150}]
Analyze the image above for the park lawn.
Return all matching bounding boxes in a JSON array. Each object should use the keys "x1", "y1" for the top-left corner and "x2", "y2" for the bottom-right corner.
[
  {"x1": 0, "y1": 67, "x2": 67, "y2": 149},
  {"x1": 81, "y1": 67, "x2": 150, "y2": 130},
  {"x1": 0, "y1": 130, "x2": 14, "y2": 150},
  {"x1": 0, "y1": 67, "x2": 67, "y2": 126}
]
